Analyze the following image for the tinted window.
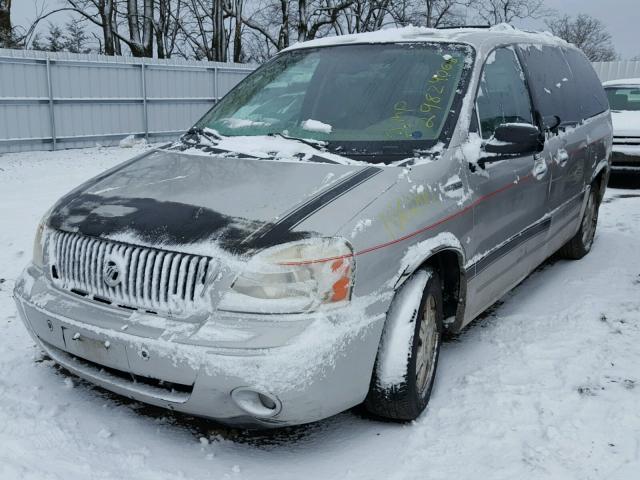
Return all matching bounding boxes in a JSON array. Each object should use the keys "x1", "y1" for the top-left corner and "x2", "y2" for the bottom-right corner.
[
  {"x1": 605, "y1": 87, "x2": 640, "y2": 111},
  {"x1": 563, "y1": 48, "x2": 609, "y2": 118},
  {"x1": 517, "y1": 45, "x2": 580, "y2": 125},
  {"x1": 476, "y1": 47, "x2": 534, "y2": 139}
]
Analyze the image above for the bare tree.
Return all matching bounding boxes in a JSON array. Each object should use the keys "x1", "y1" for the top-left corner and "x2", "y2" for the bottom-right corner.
[
  {"x1": 417, "y1": 0, "x2": 472, "y2": 28},
  {"x1": 237, "y1": 0, "x2": 290, "y2": 51},
  {"x1": 238, "y1": 0, "x2": 355, "y2": 55},
  {"x1": 304, "y1": 0, "x2": 357, "y2": 41},
  {"x1": 5, "y1": 0, "x2": 571, "y2": 63},
  {"x1": 340, "y1": 0, "x2": 392, "y2": 34},
  {"x1": 125, "y1": 0, "x2": 154, "y2": 56},
  {"x1": 546, "y1": 14, "x2": 617, "y2": 62},
  {"x1": 62, "y1": 0, "x2": 156, "y2": 57},
  {"x1": 154, "y1": 0, "x2": 183, "y2": 58},
  {"x1": 177, "y1": 0, "x2": 228, "y2": 61},
  {"x1": 476, "y1": 0, "x2": 548, "y2": 25},
  {"x1": 64, "y1": 0, "x2": 119, "y2": 55}
]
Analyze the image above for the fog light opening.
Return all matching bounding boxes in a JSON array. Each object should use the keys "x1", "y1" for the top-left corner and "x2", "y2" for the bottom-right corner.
[
  {"x1": 258, "y1": 393, "x2": 276, "y2": 410},
  {"x1": 230, "y1": 387, "x2": 282, "y2": 418}
]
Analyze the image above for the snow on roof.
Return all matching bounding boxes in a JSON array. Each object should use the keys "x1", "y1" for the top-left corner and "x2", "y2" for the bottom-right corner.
[
  {"x1": 603, "y1": 78, "x2": 640, "y2": 87},
  {"x1": 283, "y1": 23, "x2": 570, "y2": 53}
]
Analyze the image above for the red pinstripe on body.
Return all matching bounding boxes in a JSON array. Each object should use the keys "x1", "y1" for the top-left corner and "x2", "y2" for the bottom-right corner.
[{"x1": 279, "y1": 173, "x2": 534, "y2": 266}]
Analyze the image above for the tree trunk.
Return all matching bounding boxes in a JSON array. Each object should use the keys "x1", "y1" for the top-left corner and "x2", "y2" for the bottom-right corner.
[
  {"x1": 112, "y1": 4, "x2": 122, "y2": 56},
  {"x1": 142, "y1": 0, "x2": 153, "y2": 57},
  {"x1": 127, "y1": 0, "x2": 144, "y2": 56},
  {"x1": 156, "y1": 0, "x2": 168, "y2": 59},
  {"x1": 100, "y1": 0, "x2": 115, "y2": 55},
  {"x1": 156, "y1": 27, "x2": 165, "y2": 58},
  {"x1": 278, "y1": 0, "x2": 289, "y2": 49},
  {"x1": 233, "y1": 0, "x2": 243, "y2": 62},
  {"x1": 212, "y1": 0, "x2": 226, "y2": 62},
  {"x1": 298, "y1": 0, "x2": 307, "y2": 42},
  {"x1": 426, "y1": 0, "x2": 433, "y2": 27},
  {"x1": 0, "y1": 0, "x2": 12, "y2": 47}
]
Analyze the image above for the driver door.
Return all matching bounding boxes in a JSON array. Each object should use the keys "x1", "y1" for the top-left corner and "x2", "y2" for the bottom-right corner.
[{"x1": 466, "y1": 46, "x2": 551, "y2": 316}]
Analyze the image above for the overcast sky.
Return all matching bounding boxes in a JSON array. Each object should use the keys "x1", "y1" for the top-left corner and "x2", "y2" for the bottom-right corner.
[{"x1": 11, "y1": 0, "x2": 640, "y2": 60}]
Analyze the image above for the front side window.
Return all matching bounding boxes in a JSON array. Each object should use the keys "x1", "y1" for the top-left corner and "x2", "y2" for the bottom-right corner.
[
  {"x1": 476, "y1": 47, "x2": 534, "y2": 140},
  {"x1": 195, "y1": 43, "x2": 475, "y2": 161},
  {"x1": 605, "y1": 87, "x2": 640, "y2": 111},
  {"x1": 517, "y1": 45, "x2": 580, "y2": 126}
]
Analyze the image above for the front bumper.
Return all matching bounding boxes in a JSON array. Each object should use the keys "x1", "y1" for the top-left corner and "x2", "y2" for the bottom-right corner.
[{"x1": 14, "y1": 265, "x2": 386, "y2": 427}]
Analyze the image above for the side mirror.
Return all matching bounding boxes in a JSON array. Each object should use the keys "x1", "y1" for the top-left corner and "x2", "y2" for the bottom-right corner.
[
  {"x1": 483, "y1": 123, "x2": 543, "y2": 157},
  {"x1": 543, "y1": 115, "x2": 561, "y2": 133}
]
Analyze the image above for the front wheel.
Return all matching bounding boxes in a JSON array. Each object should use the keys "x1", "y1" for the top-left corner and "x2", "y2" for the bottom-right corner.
[
  {"x1": 364, "y1": 268, "x2": 443, "y2": 421},
  {"x1": 559, "y1": 187, "x2": 599, "y2": 260}
]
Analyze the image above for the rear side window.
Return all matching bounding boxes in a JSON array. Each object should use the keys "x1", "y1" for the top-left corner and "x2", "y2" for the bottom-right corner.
[
  {"x1": 563, "y1": 48, "x2": 609, "y2": 119},
  {"x1": 476, "y1": 47, "x2": 534, "y2": 140},
  {"x1": 517, "y1": 45, "x2": 580, "y2": 126}
]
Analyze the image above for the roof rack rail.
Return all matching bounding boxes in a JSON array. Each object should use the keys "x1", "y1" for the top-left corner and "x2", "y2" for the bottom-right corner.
[{"x1": 436, "y1": 25, "x2": 491, "y2": 29}]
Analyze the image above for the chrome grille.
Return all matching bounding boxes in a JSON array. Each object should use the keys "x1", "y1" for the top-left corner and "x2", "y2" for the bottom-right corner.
[
  {"x1": 613, "y1": 136, "x2": 640, "y2": 145},
  {"x1": 49, "y1": 231, "x2": 215, "y2": 317}
]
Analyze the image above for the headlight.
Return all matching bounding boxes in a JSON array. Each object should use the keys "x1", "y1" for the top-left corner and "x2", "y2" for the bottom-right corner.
[
  {"x1": 32, "y1": 221, "x2": 46, "y2": 269},
  {"x1": 218, "y1": 238, "x2": 354, "y2": 314},
  {"x1": 32, "y1": 209, "x2": 52, "y2": 269}
]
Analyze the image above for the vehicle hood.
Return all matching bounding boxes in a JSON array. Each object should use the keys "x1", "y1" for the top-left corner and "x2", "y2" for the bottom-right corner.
[
  {"x1": 611, "y1": 110, "x2": 640, "y2": 137},
  {"x1": 48, "y1": 148, "x2": 388, "y2": 255}
]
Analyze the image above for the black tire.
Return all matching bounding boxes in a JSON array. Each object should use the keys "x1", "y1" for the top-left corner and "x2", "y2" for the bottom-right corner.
[
  {"x1": 364, "y1": 268, "x2": 443, "y2": 421},
  {"x1": 559, "y1": 187, "x2": 599, "y2": 260}
]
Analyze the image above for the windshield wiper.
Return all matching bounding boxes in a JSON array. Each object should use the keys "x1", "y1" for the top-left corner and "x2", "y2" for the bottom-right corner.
[
  {"x1": 268, "y1": 132, "x2": 326, "y2": 149},
  {"x1": 267, "y1": 133, "x2": 340, "y2": 164},
  {"x1": 183, "y1": 126, "x2": 223, "y2": 145}
]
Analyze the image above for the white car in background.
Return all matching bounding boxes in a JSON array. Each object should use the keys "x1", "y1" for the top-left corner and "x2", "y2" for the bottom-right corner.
[{"x1": 603, "y1": 78, "x2": 640, "y2": 173}]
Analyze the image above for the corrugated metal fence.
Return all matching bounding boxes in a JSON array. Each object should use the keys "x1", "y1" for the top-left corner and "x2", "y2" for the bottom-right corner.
[
  {"x1": 592, "y1": 60, "x2": 640, "y2": 83},
  {"x1": 0, "y1": 48, "x2": 256, "y2": 153}
]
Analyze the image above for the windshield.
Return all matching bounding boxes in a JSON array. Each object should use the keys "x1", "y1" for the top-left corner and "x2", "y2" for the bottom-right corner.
[
  {"x1": 194, "y1": 43, "x2": 474, "y2": 162},
  {"x1": 606, "y1": 87, "x2": 640, "y2": 111}
]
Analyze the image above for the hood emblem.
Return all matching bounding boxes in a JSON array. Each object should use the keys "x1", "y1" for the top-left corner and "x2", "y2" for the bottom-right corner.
[{"x1": 103, "y1": 255, "x2": 125, "y2": 288}]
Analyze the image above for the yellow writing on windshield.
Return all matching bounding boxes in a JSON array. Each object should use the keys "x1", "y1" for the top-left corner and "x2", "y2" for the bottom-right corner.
[{"x1": 386, "y1": 56, "x2": 460, "y2": 140}]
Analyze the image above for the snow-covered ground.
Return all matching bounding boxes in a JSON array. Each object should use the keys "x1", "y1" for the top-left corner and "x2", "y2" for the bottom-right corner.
[{"x1": 1, "y1": 146, "x2": 639, "y2": 480}]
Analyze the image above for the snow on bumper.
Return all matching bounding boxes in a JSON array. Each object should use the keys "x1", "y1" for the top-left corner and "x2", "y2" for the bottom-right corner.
[{"x1": 14, "y1": 265, "x2": 387, "y2": 427}]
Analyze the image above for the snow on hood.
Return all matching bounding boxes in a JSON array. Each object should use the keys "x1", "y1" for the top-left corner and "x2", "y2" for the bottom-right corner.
[
  {"x1": 46, "y1": 148, "x2": 389, "y2": 256},
  {"x1": 610, "y1": 110, "x2": 640, "y2": 137}
]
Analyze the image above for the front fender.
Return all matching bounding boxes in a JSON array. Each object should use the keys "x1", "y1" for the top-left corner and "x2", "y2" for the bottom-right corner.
[{"x1": 394, "y1": 232, "x2": 465, "y2": 289}]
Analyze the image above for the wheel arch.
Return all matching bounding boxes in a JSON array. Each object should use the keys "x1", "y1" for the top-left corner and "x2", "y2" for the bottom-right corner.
[
  {"x1": 591, "y1": 163, "x2": 609, "y2": 205},
  {"x1": 394, "y1": 242, "x2": 468, "y2": 335}
]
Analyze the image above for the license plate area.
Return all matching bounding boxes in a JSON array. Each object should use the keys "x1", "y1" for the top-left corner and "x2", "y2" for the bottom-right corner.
[{"x1": 61, "y1": 328, "x2": 130, "y2": 371}]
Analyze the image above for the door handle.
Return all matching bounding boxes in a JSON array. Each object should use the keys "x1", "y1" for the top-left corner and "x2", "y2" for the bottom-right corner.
[
  {"x1": 556, "y1": 149, "x2": 569, "y2": 167},
  {"x1": 533, "y1": 154, "x2": 548, "y2": 180}
]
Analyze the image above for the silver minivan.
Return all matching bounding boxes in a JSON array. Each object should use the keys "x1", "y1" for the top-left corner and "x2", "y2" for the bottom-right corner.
[{"x1": 14, "y1": 26, "x2": 612, "y2": 427}]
